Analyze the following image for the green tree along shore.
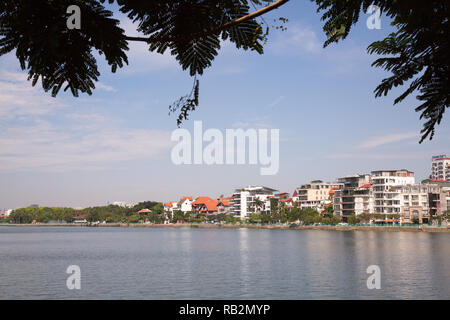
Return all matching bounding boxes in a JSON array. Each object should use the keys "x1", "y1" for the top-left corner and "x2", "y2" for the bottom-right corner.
[
  {"x1": 3, "y1": 201, "x2": 163, "y2": 224},
  {"x1": 2, "y1": 202, "x2": 449, "y2": 226}
]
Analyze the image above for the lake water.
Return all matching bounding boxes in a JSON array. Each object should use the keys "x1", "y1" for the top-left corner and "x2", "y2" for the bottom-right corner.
[{"x1": 0, "y1": 226, "x2": 449, "y2": 299}]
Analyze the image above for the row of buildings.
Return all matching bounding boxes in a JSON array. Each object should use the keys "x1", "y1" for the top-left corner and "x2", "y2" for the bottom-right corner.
[{"x1": 164, "y1": 156, "x2": 450, "y2": 224}]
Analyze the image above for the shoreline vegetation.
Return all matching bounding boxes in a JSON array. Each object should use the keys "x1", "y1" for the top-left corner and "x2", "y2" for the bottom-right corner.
[
  {"x1": 1, "y1": 222, "x2": 449, "y2": 233},
  {"x1": 2, "y1": 202, "x2": 449, "y2": 233}
]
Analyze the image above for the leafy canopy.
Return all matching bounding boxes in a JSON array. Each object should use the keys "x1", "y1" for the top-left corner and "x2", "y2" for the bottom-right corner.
[
  {"x1": 0, "y1": 0, "x2": 280, "y2": 122},
  {"x1": 1, "y1": 0, "x2": 449, "y2": 141},
  {"x1": 313, "y1": 0, "x2": 449, "y2": 142}
]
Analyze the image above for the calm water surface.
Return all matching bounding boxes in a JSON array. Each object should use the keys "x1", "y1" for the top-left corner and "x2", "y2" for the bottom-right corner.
[{"x1": 0, "y1": 226, "x2": 449, "y2": 299}]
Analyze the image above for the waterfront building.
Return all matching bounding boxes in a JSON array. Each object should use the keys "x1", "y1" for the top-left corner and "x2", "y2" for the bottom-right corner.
[
  {"x1": 293, "y1": 180, "x2": 341, "y2": 212},
  {"x1": 279, "y1": 198, "x2": 294, "y2": 207},
  {"x1": 73, "y1": 215, "x2": 88, "y2": 223},
  {"x1": 195, "y1": 201, "x2": 218, "y2": 215},
  {"x1": 217, "y1": 197, "x2": 232, "y2": 214},
  {"x1": 177, "y1": 196, "x2": 194, "y2": 213},
  {"x1": 333, "y1": 174, "x2": 371, "y2": 217},
  {"x1": 422, "y1": 179, "x2": 450, "y2": 214},
  {"x1": 371, "y1": 169, "x2": 415, "y2": 214},
  {"x1": 274, "y1": 192, "x2": 290, "y2": 200},
  {"x1": 443, "y1": 189, "x2": 450, "y2": 214},
  {"x1": 395, "y1": 184, "x2": 441, "y2": 224},
  {"x1": 163, "y1": 202, "x2": 178, "y2": 217},
  {"x1": 192, "y1": 197, "x2": 218, "y2": 215},
  {"x1": 0, "y1": 209, "x2": 12, "y2": 217},
  {"x1": 231, "y1": 186, "x2": 277, "y2": 220},
  {"x1": 431, "y1": 155, "x2": 450, "y2": 181}
]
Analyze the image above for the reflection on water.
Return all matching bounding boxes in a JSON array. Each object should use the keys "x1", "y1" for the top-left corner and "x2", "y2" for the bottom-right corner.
[
  {"x1": 238, "y1": 228, "x2": 250, "y2": 298},
  {"x1": 0, "y1": 227, "x2": 448, "y2": 299}
]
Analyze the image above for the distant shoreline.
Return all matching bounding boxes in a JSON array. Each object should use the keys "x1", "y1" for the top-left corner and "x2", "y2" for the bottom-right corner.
[{"x1": 1, "y1": 223, "x2": 449, "y2": 233}]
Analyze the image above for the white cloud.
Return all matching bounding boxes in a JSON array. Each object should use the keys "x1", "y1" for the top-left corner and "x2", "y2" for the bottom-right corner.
[
  {"x1": 267, "y1": 23, "x2": 372, "y2": 75},
  {"x1": 0, "y1": 117, "x2": 174, "y2": 172},
  {"x1": 357, "y1": 132, "x2": 419, "y2": 148},
  {"x1": 0, "y1": 66, "x2": 175, "y2": 173},
  {"x1": 269, "y1": 25, "x2": 322, "y2": 54},
  {"x1": 0, "y1": 70, "x2": 66, "y2": 120},
  {"x1": 96, "y1": 82, "x2": 116, "y2": 92}
]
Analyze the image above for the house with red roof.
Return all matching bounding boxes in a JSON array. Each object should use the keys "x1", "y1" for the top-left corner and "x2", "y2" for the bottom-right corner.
[
  {"x1": 275, "y1": 192, "x2": 290, "y2": 200},
  {"x1": 279, "y1": 198, "x2": 294, "y2": 207},
  {"x1": 192, "y1": 197, "x2": 218, "y2": 216},
  {"x1": 163, "y1": 201, "x2": 180, "y2": 220},
  {"x1": 177, "y1": 196, "x2": 194, "y2": 213},
  {"x1": 217, "y1": 198, "x2": 232, "y2": 214},
  {"x1": 196, "y1": 201, "x2": 218, "y2": 215}
]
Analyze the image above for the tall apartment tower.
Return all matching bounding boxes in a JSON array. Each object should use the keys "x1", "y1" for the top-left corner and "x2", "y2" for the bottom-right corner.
[
  {"x1": 371, "y1": 169, "x2": 415, "y2": 214},
  {"x1": 431, "y1": 155, "x2": 450, "y2": 181},
  {"x1": 231, "y1": 186, "x2": 277, "y2": 220},
  {"x1": 333, "y1": 174, "x2": 372, "y2": 216}
]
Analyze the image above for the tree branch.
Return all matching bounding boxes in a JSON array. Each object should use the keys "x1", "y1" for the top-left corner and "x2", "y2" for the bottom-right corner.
[{"x1": 123, "y1": 0, "x2": 289, "y2": 43}]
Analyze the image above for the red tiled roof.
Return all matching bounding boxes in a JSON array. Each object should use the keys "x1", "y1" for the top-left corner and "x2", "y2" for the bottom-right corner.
[
  {"x1": 218, "y1": 200, "x2": 230, "y2": 206},
  {"x1": 164, "y1": 202, "x2": 172, "y2": 208},
  {"x1": 360, "y1": 184, "x2": 372, "y2": 189},
  {"x1": 182, "y1": 196, "x2": 193, "y2": 200},
  {"x1": 280, "y1": 198, "x2": 293, "y2": 202},
  {"x1": 204, "y1": 200, "x2": 218, "y2": 212},
  {"x1": 138, "y1": 209, "x2": 152, "y2": 213},
  {"x1": 192, "y1": 196, "x2": 214, "y2": 206}
]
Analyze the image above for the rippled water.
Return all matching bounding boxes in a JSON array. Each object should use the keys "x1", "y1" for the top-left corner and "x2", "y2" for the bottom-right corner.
[{"x1": 0, "y1": 226, "x2": 449, "y2": 299}]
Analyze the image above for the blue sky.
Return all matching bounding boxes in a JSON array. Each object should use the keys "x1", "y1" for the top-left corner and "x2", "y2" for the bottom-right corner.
[{"x1": 1, "y1": 1, "x2": 449, "y2": 209}]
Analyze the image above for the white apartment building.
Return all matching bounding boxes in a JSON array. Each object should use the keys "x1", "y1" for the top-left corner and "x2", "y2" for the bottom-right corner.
[
  {"x1": 395, "y1": 184, "x2": 441, "y2": 223},
  {"x1": 293, "y1": 180, "x2": 341, "y2": 211},
  {"x1": 431, "y1": 155, "x2": 450, "y2": 181},
  {"x1": 371, "y1": 170, "x2": 415, "y2": 214},
  {"x1": 231, "y1": 186, "x2": 277, "y2": 220},
  {"x1": 333, "y1": 174, "x2": 371, "y2": 216},
  {"x1": 354, "y1": 186, "x2": 375, "y2": 215}
]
